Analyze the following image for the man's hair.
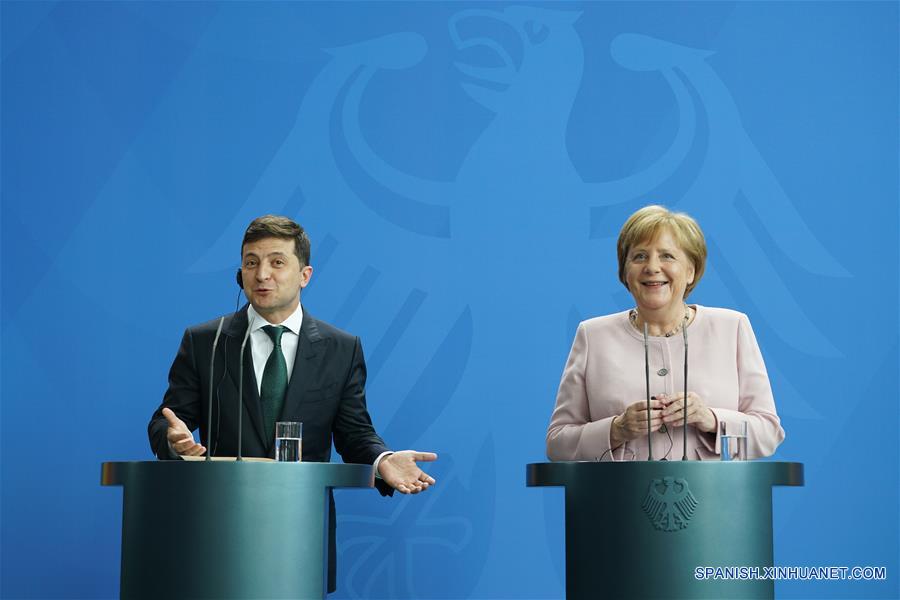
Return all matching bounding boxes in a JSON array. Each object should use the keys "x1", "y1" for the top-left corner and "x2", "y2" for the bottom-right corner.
[{"x1": 241, "y1": 215, "x2": 311, "y2": 266}]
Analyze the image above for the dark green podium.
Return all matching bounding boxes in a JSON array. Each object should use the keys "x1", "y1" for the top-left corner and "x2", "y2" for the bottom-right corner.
[
  {"x1": 527, "y1": 461, "x2": 803, "y2": 599},
  {"x1": 101, "y1": 461, "x2": 373, "y2": 600}
]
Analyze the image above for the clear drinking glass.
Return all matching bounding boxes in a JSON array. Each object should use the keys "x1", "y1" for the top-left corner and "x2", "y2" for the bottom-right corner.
[
  {"x1": 720, "y1": 421, "x2": 748, "y2": 461},
  {"x1": 275, "y1": 421, "x2": 303, "y2": 462}
]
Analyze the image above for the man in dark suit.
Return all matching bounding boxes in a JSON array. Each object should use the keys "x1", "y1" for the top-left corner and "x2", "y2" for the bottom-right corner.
[{"x1": 147, "y1": 215, "x2": 436, "y2": 592}]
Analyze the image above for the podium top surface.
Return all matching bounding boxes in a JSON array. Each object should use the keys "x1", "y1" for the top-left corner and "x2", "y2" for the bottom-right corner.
[
  {"x1": 526, "y1": 460, "x2": 803, "y2": 488},
  {"x1": 101, "y1": 460, "x2": 375, "y2": 489}
]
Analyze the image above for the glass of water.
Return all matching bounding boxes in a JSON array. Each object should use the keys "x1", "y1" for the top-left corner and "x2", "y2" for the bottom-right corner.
[
  {"x1": 275, "y1": 421, "x2": 302, "y2": 462},
  {"x1": 720, "y1": 421, "x2": 748, "y2": 461}
]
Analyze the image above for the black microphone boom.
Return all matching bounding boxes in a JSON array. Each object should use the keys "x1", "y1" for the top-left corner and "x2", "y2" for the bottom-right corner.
[
  {"x1": 205, "y1": 317, "x2": 226, "y2": 461},
  {"x1": 237, "y1": 317, "x2": 254, "y2": 461}
]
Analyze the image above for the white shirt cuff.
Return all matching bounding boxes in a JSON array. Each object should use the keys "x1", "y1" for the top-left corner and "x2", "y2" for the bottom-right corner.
[{"x1": 372, "y1": 450, "x2": 394, "y2": 479}]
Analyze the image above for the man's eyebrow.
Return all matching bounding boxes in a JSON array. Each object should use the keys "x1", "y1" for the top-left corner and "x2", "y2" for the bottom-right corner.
[{"x1": 243, "y1": 251, "x2": 289, "y2": 259}]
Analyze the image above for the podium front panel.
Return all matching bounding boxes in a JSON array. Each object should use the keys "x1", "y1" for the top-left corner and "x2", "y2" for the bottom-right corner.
[
  {"x1": 102, "y1": 461, "x2": 373, "y2": 600},
  {"x1": 528, "y1": 461, "x2": 803, "y2": 600}
]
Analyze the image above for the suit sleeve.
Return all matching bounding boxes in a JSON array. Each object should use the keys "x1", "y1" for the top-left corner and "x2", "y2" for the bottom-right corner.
[
  {"x1": 147, "y1": 328, "x2": 202, "y2": 460},
  {"x1": 546, "y1": 323, "x2": 619, "y2": 461},
  {"x1": 332, "y1": 336, "x2": 392, "y2": 494},
  {"x1": 706, "y1": 314, "x2": 785, "y2": 459}
]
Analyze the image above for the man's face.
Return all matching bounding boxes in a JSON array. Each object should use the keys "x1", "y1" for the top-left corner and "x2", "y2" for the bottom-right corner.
[{"x1": 241, "y1": 237, "x2": 312, "y2": 323}]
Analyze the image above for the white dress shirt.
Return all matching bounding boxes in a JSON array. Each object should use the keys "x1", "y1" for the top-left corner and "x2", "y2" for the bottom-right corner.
[
  {"x1": 245, "y1": 303, "x2": 393, "y2": 474},
  {"x1": 246, "y1": 303, "x2": 303, "y2": 394}
]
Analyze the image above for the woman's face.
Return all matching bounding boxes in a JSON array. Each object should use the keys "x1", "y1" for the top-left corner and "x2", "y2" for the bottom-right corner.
[{"x1": 624, "y1": 228, "x2": 695, "y2": 314}]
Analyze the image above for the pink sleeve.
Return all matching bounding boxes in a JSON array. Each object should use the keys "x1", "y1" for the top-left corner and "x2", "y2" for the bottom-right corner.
[
  {"x1": 546, "y1": 324, "x2": 618, "y2": 461},
  {"x1": 708, "y1": 314, "x2": 785, "y2": 459}
]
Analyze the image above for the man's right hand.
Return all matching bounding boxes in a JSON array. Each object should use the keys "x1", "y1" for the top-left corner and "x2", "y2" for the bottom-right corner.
[{"x1": 163, "y1": 407, "x2": 205, "y2": 456}]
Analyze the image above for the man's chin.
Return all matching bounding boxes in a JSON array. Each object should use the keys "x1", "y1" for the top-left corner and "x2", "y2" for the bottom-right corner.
[
  {"x1": 249, "y1": 299, "x2": 275, "y2": 313},
  {"x1": 248, "y1": 298, "x2": 299, "y2": 321},
  {"x1": 250, "y1": 293, "x2": 278, "y2": 306}
]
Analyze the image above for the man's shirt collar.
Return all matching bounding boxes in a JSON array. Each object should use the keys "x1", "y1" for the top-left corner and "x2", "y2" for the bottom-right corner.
[{"x1": 247, "y1": 303, "x2": 304, "y2": 336}]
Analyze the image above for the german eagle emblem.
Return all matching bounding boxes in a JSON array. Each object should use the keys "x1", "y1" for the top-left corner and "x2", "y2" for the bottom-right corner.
[{"x1": 642, "y1": 476, "x2": 698, "y2": 532}]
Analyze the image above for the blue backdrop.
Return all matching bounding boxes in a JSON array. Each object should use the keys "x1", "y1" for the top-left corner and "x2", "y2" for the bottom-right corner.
[{"x1": 1, "y1": 2, "x2": 897, "y2": 599}]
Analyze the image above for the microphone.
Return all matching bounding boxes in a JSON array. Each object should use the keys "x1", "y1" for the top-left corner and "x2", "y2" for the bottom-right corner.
[
  {"x1": 205, "y1": 317, "x2": 226, "y2": 461},
  {"x1": 682, "y1": 316, "x2": 689, "y2": 461},
  {"x1": 644, "y1": 322, "x2": 652, "y2": 461},
  {"x1": 237, "y1": 315, "x2": 254, "y2": 461}
]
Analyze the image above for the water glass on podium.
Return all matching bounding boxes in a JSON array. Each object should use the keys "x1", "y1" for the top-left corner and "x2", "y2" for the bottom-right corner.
[
  {"x1": 275, "y1": 421, "x2": 303, "y2": 462},
  {"x1": 720, "y1": 421, "x2": 748, "y2": 461}
]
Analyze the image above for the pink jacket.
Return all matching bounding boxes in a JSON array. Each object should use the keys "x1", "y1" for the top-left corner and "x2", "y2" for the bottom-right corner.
[{"x1": 546, "y1": 305, "x2": 785, "y2": 461}]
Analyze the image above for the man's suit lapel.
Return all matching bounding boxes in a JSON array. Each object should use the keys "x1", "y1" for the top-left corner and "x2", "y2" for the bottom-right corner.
[
  {"x1": 281, "y1": 309, "x2": 324, "y2": 420},
  {"x1": 225, "y1": 307, "x2": 267, "y2": 449}
]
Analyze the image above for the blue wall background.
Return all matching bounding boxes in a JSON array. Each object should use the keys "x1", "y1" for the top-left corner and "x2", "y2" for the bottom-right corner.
[{"x1": 2, "y1": 2, "x2": 897, "y2": 598}]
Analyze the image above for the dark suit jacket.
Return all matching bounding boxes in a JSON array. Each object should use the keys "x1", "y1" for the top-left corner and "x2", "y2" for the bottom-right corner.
[{"x1": 148, "y1": 305, "x2": 391, "y2": 592}]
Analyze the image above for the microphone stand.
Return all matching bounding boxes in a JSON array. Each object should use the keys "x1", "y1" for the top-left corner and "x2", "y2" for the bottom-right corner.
[
  {"x1": 682, "y1": 316, "x2": 689, "y2": 461},
  {"x1": 644, "y1": 322, "x2": 652, "y2": 461},
  {"x1": 237, "y1": 317, "x2": 254, "y2": 461},
  {"x1": 205, "y1": 317, "x2": 226, "y2": 461}
]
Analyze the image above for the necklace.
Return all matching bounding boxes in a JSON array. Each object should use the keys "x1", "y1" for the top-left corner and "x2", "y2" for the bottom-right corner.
[{"x1": 629, "y1": 305, "x2": 691, "y2": 337}]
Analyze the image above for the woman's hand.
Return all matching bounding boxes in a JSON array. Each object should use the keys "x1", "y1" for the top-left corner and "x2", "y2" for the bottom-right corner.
[
  {"x1": 658, "y1": 392, "x2": 717, "y2": 433},
  {"x1": 611, "y1": 399, "x2": 665, "y2": 446}
]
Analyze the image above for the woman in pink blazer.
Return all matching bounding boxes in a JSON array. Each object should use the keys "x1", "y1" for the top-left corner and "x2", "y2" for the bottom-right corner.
[{"x1": 547, "y1": 206, "x2": 784, "y2": 461}]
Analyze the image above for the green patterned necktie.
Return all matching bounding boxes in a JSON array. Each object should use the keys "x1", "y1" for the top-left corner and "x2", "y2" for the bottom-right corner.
[{"x1": 260, "y1": 325, "x2": 288, "y2": 444}]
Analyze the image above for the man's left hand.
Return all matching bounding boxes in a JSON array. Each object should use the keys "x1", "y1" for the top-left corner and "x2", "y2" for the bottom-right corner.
[{"x1": 377, "y1": 451, "x2": 437, "y2": 494}]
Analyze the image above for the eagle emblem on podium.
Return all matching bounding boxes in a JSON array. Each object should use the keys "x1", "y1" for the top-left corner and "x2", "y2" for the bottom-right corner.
[{"x1": 642, "y1": 476, "x2": 698, "y2": 532}]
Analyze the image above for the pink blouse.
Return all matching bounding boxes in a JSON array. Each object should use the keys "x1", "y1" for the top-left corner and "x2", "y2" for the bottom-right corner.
[{"x1": 546, "y1": 305, "x2": 785, "y2": 461}]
